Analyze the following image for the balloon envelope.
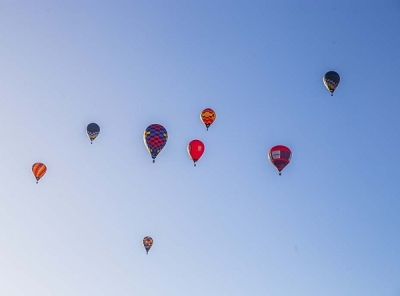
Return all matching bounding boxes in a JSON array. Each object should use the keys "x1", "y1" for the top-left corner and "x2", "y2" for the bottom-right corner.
[
  {"x1": 268, "y1": 145, "x2": 291, "y2": 175},
  {"x1": 143, "y1": 236, "x2": 153, "y2": 254},
  {"x1": 143, "y1": 124, "x2": 168, "y2": 162},
  {"x1": 187, "y1": 139, "x2": 205, "y2": 165},
  {"x1": 32, "y1": 163, "x2": 47, "y2": 183},
  {"x1": 323, "y1": 71, "x2": 340, "y2": 95},
  {"x1": 86, "y1": 123, "x2": 100, "y2": 143},
  {"x1": 200, "y1": 108, "x2": 216, "y2": 130}
]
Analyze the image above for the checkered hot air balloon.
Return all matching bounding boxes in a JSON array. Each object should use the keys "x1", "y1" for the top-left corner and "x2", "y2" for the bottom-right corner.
[
  {"x1": 323, "y1": 71, "x2": 340, "y2": 96},
  {"x1": 32, "y1": 163, "x2": 47, "y2": 184},
  {"x1": 268, "y1": 145, "x2": 292, "y2": 176},
  {"x1": 86, "y1": 123, "x2": 100, "y2": 144},
  {"x1": 143, "y1": 124, "x2": 168, "y2": 163},
  {"x1": 200, "y1": 108, "x2": 216, "y2": 130},
  {"x1": 143, "y1": 236, "x2": 153, "y2": 254}
]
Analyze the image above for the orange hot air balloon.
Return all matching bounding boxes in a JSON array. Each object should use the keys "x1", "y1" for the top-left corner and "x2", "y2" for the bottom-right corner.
[
  {"x1": 200, "y1": 108, "x2": 216, "y2": 130},
  {"x1": 187, "y1": 139, "x2": 205, "y2": 166},
  {"x1": 32, "y1": 163, "x2": 47, "y2": 183}
]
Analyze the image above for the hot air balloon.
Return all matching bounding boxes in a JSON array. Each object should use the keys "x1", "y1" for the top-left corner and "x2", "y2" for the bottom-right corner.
[
  {"x1": 323, "y1": 71, "x2": 340, "y2": 96},
  {"x1": 143, "y1": 124, "x2": 168, "y2": 163},
  {"x1": 268, "y1": 145, "x2": 291, "y2": 175},
  {"x1": 32, "y1": 163, "x2": 47, "y2": 183},
  {"x1": 86, "y1": 123, "x2": 100, "y2": 144},
  {"x1": 143, "y1": 236, "x2": 153, "y2": 254},
  {"x1": 200, "y1": 108, "x2": 216, "y2": 130},
  {"x1": 187, "y1": 139, "x2": 205, "y2": 166}
]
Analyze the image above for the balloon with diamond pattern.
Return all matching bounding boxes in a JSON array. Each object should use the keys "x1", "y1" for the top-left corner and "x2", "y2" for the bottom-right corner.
[{"x1": 143, "y1": 124, "x2": 168, "y2": 163}]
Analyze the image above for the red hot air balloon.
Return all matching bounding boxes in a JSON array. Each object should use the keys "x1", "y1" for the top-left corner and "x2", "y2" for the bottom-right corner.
[
  {"x1": 268, "y1": 145, "x2": 292, "y2": 175},
  {"x1": 187, "y1": 140, "x2": 205, "y2": 166}
]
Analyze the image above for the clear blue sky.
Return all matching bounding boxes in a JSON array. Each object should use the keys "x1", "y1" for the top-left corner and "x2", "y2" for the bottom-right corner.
[{"x1": 0, "y1": 1, "x2": 399, "y2": 295}]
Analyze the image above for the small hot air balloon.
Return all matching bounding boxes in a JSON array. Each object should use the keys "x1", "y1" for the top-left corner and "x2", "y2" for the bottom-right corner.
[
  {"x1": 187, "y1": 139, "x2": 205, "y2": 166},
  {"x1": 86, "y1": 123, "x2": 100, "y2": 144},
  {"x1": 143, "y1": 124, "x2": 168, "y2": 163},
  {"x1": 323, "y1": 71, "x2": 340, "y2": 96},
  {"x1": 32, "y1": 163, "x2": 47, "y2": 183},
  {"x1": 143, "y1": 236, "x2": 153, "y2": 254},
  {"x1": 200, "y1": 108, "x2": 216, "y2": 130},
  {"x1": 268, "y1": 145, "x2": 291, "y2": 175}
]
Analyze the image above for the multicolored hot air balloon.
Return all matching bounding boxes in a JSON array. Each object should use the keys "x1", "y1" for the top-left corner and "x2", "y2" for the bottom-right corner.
[
  {"x1": 143, "y1": 124, "x2": 168, "y2": 163},
  {"x1": 200, "y1": 108, "x2": 216, "y2": 130},
  {"x1": 187, "y1": 139, "x2": 205, "y2": 166},
  {"x1": 86, "y1": 123, "x2": 100, "y2": 144},
  {"x1": 323, "y1": 71, "x2": 340, "y2": 96},
  {"x1": 268, "y1": 145, "x2": 292, "y2": 175},
  {"x1": 143, "y1": 236, "x2": 153, "y2": 254},
  {"x1": 32, "y1": 163, "x2": 47, "y2": 183}
]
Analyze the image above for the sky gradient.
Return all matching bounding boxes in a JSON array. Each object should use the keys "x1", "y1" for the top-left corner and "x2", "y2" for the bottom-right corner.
[{"x1": 0, "y1": 1, "x2": 400, "y2": 295}]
